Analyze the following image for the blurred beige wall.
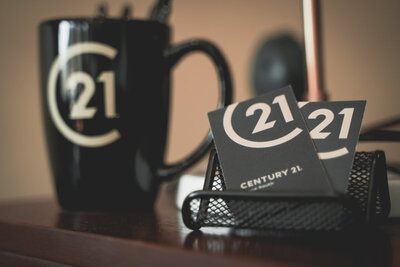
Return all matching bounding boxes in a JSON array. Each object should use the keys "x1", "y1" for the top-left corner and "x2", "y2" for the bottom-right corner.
[{"x1": 0, "y1": 0, "x2": 399, "y2": 201}]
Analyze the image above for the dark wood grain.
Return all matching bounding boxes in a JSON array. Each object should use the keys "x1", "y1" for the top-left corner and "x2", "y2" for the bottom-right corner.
[
  {"x1": 0, "y1": 181, "x2": 398, "y2": 266},
  {"x1": 0, "y1": 251, "x2": 67, "y2": 267}
]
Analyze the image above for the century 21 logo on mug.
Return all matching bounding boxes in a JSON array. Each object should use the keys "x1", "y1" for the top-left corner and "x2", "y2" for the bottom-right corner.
[{"x1": 47, "y1": 42, "x2": 120, "y2": 147}]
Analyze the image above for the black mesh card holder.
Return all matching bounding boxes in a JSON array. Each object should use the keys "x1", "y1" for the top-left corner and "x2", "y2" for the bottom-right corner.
[{"x1": 182, "y1": 150, "x2": 390, "y2": 232}]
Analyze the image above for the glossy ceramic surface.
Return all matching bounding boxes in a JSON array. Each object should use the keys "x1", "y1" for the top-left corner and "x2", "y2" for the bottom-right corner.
[{"x1": 39, "y1": 18, "x2": 232, "y2": 211}]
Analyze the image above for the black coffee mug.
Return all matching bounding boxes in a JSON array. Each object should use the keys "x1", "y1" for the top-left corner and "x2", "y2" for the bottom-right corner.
[{"x1": 39, "y1": 18, "x2": 232, "y2": 211}]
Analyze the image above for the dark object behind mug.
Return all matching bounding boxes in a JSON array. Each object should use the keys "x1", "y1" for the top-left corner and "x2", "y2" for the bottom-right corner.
[
  {"x1": 252, "y1": 34, "x2": 306, "y2": 101},
  {"x1": 39, "y1": 18, "x2": 232, "y2": 211}
]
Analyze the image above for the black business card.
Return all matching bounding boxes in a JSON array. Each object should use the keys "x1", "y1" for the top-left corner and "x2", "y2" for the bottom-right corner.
[
  {"x1": 208, "y1": 86, "x2": 333, "y2": 193},
  {"x1": 299, "y1": 101, "x2": 366, "y2": 193}
]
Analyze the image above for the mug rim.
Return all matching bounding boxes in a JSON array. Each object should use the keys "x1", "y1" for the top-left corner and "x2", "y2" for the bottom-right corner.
[{"x1": 40, "y1": 17, "x2": 168, "y2": 27}]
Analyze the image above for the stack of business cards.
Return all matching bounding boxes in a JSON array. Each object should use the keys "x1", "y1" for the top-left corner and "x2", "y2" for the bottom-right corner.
[{"x1": 207, "y1": 86, "x2": 365, "y2": 195}]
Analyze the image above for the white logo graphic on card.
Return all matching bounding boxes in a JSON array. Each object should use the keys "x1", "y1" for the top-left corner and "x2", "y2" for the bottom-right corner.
[{"x1": 223, "y1": 94, "x2": 302, "y2": 148}]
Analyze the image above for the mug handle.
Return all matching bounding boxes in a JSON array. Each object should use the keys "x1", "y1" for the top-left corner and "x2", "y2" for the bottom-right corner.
[{"x1": 157, "y1": 39, "x2": 233, "y2": 179}]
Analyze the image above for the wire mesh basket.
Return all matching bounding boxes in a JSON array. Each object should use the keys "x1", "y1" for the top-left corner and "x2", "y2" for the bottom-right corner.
[{"x1": 182, "y1": 149, "x2": 390, "y2": 232}]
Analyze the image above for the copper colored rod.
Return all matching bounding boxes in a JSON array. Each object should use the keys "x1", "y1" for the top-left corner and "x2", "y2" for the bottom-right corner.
[{"x1": 302, "y1": 0, "x2": 328, "y2": 101}]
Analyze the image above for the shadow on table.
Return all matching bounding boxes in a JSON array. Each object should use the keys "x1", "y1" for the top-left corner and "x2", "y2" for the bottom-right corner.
[
  {"x1": 56, "y1": 209, "x2": 160, "y2": 241},
  {"x1": 184, "y1": 227, "x2": 392, "y2": 267}
]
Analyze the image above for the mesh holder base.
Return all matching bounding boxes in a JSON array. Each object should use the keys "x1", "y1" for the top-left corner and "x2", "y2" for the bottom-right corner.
[{"x1": 182, "y1": 149, "x2": 390, "y2": 232}]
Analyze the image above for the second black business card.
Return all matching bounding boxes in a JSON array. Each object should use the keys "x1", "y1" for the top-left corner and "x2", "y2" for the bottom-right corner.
[
  {"x1": 208, "y1": 86, "x2": 333, "y2": 193},
  {"x1": 299, "y1": 101, "x2": 366, "y2": 193}
]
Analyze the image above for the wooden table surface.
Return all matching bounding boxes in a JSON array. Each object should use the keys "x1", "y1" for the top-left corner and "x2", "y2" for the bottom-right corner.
[{"x1": 0, "y1": 181, "x2": 399, "y2": 267}]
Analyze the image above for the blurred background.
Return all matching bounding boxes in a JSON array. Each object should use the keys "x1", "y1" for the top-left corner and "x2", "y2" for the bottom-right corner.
[{"x1": 0, "y1": 0, "x2": 399, "y2": 202}]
